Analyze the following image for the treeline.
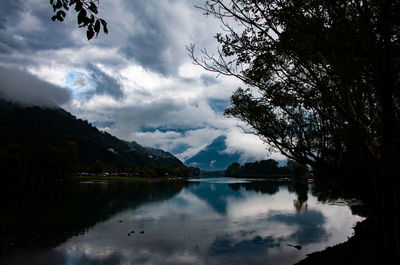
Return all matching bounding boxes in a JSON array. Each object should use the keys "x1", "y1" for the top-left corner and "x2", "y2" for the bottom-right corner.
[
  {"x1": 224, "y1": 159, "x2": 308, "y2": 178},
  {"x1": 0, "y1": 141, "x2": 190, "y2": 182},
  {"x1": 0, "y1": 141, "x2": 78, "y2": 182},
  {"x1": 78, "y1": 159, "x2": 190, "y2": 179}
]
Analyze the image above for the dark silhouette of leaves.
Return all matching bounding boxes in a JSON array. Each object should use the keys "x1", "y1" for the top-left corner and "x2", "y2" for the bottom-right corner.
[
  {"x1": 50, "y1": 0, "x2": 108, "y2": 40},
  {"x1": 94, "y1": 19, "x2": 100, "y2": 33},
  {"x1": 100, "y1": 18, "x2": 108, "y2": 34},
  {"x1": 87, "y1": 25, "x2": 94, "y2": 40},
  {"x1": 77, "y1": 8, "x2": 86, "y2": 25}
]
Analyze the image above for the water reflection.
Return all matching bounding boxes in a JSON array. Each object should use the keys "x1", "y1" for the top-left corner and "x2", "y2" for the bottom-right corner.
[
  {"x1": 292, "y1": 181, "x2": 309, "y2": 213},
  {"x1": 2, "y1": 178, "x2": 363, "y2": 265}
]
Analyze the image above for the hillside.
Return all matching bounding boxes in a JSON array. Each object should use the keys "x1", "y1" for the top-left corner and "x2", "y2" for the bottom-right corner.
[{"x1": 0, "y1": 99, "x2": 187, "y2": 181}]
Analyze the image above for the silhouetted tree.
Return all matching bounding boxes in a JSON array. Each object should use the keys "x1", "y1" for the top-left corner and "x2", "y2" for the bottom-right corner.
[
  {"x1": 292, "y1": 162, "x2": 308, "y2": 178},
  {"x1": 50, "y1": 0, "x2": 108, "y2": 40},
  {"x1": 189, "y1": 0, "x2": 399, "y2": 177},
  {"x1": 225, "y1": 162, "x2": 241, "y2": 176},
  {"x1": 225, "y1": 159, "x2": 290, "y2": 177},
  {"x1": 93, "y1": 160, "x2": 104, "y2": 174},
  {"x1": 189, "y1": 166, "x2": 201, "y2": 177}
]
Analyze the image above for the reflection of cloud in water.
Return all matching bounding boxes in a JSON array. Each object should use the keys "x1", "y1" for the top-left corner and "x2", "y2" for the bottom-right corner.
[
  {"x1": 209, "y1": 234, "x2": 279, "y2": 255},
  {"x1": 226, "y1": 189, "x2": 295, "y2": 219},
  {"x1": 207, "y1": 235, "x2": 280, "y2": 265},
  {"x1": 44, "y1": 180, "x2": 362, "y2": 265},
  {"x1": 268, "y1": 210, "x2": 327, "y2": 245},
  {"x1": 117, "y1": 190, "x2": 222, "y2": 221}
]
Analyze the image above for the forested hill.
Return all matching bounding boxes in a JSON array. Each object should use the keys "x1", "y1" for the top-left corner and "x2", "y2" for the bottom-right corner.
[{"x1": 0, "y1": 99, "x2": 186, "y2": 181}]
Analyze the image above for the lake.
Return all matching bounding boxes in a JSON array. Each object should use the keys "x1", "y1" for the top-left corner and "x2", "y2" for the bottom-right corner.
[{"x1": 1, "y1": 178, "x2": 363, "y2": 265}]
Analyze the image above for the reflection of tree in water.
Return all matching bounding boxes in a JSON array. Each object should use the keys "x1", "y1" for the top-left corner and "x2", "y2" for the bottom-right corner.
[
  {"x1": 289, "y1": 181, "x2": 309, "y2": 213},
  {"x1": 228, "y1": 181, "x2": 281, "y2": 195},
  {"x1": 229, "y1": 180, "x2": 309, "y2": 212}
]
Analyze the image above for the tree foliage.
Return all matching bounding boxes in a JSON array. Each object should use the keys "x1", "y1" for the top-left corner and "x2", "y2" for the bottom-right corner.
[
  {"x1": 50, "y1": 0, "x2": 108, "y2": 40},
  {"x1": 189, "y1": 0, "x2": 400, "y2": 178},
  {"x1": 224, "y1": 159, "x2": 291, "y2": 177}
]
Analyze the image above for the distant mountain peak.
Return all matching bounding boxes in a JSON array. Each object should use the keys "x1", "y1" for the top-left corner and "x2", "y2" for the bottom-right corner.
[{"x1": 184, "y1": 135, "x2": 241, "y2": 171}]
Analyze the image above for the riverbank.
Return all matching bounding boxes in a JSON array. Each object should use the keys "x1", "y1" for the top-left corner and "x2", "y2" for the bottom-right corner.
[
  {"x1": 69, "y1": 175, "x2": 186, "y2": 182},
  {"x1": 296, "y1": 218, "x2": 376, "y2": 265}
]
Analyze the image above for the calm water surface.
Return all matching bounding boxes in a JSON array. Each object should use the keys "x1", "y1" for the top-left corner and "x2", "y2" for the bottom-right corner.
[{"x1": 3, "y1": 178, "x2": 363, "y2": 265}]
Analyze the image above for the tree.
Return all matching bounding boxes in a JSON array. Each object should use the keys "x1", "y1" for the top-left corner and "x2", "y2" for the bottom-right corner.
[
  {"x1": 93, "y1": 159, "x2": 104, "y2": 174},
  {"x1": 292, "y1": 162, "x2": 308, "y2": 178},
  {"x1": 189, "y1": 166, "x2": 201, "y2": 177},
  {"x1": 189, "y1": 0, "x2": 400, "y2": 262},
  {"x1": 50, "y1": 0, "x2": 108, "y2": 40},
  {"x1": 189, "y1": 0, "x2": 399, "y2": 176},
  {"x1": 225, "y1": 162, "x2": 240, "y2": 176}
]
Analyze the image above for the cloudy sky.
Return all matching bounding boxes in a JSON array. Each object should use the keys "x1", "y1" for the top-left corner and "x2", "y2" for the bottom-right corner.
[{"x1": 0, "y1": 0, "x2": 284, "y2": 163}]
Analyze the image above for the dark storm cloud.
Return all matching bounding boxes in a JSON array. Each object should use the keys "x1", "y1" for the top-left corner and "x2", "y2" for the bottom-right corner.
[
  {"x1": 115, "y1": 98, "x2": 184, "y2": 129},
  {"x1": 118, "y1": 1, "x2": 184, "y2": 76},
  {"x1": 0, "y1": 0, "x2": 198, "y2": 75},
  {"x1": 0, "y1": 65, "x2": 72, "y2": 107},
  {"x1": 23, "y1": 5, "x2": 77, "y2": 50},
  {"x1": 86, "y1": 64, "x2": 124, "y2": 99},
  {"x1": 123, "y1": 33, "x2": 170, "y2": 75},
  {"x1": 0, "y1": 0, "x2": 76, "y2": 58},
  {"x1": 0, "y1": 0, "x2": 25, "y2": 31}
]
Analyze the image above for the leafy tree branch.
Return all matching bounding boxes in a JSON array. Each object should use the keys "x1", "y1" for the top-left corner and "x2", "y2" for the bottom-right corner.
[{"x1": 50, "y1": 0, "x2": 108, "y2": 40}]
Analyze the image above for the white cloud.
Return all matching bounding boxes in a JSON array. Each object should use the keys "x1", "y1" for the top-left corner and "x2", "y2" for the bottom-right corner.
[
  {"x1": 225, "y1": 128, "x2": 286, "y2": 162},
  {"x1": 0, "y1": 0, "x2": 283, "y2": 164}
]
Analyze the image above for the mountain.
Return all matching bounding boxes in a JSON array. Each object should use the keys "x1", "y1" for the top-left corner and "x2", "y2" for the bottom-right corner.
[
  {"x1": 127, "y1": 141, "x2": 177, "y2": 160},
  {"x1": 184, "y1": 135, "x2": 241, "y2": 171},
  {"x1": 0, "y1": 99, "x2": 186, "y2": 180}
]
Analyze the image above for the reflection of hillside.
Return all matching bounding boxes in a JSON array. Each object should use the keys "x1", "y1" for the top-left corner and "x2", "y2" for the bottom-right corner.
[{"x1": 1, "y1": 181, "x2": 188, "y2": 249}]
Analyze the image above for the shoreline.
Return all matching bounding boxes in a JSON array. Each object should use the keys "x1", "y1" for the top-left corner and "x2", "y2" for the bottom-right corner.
[
  {"x1": 69, "y1": 175, "x2": 187, "y2": 183},
  {"x1": 296, "y1": 218, "x2": 376, "y2": 265}
]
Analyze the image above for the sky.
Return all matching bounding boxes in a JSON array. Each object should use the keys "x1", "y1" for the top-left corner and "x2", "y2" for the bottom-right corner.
[{"x1": 0, "y1": 0, "x2": 285, "y2": 163}]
